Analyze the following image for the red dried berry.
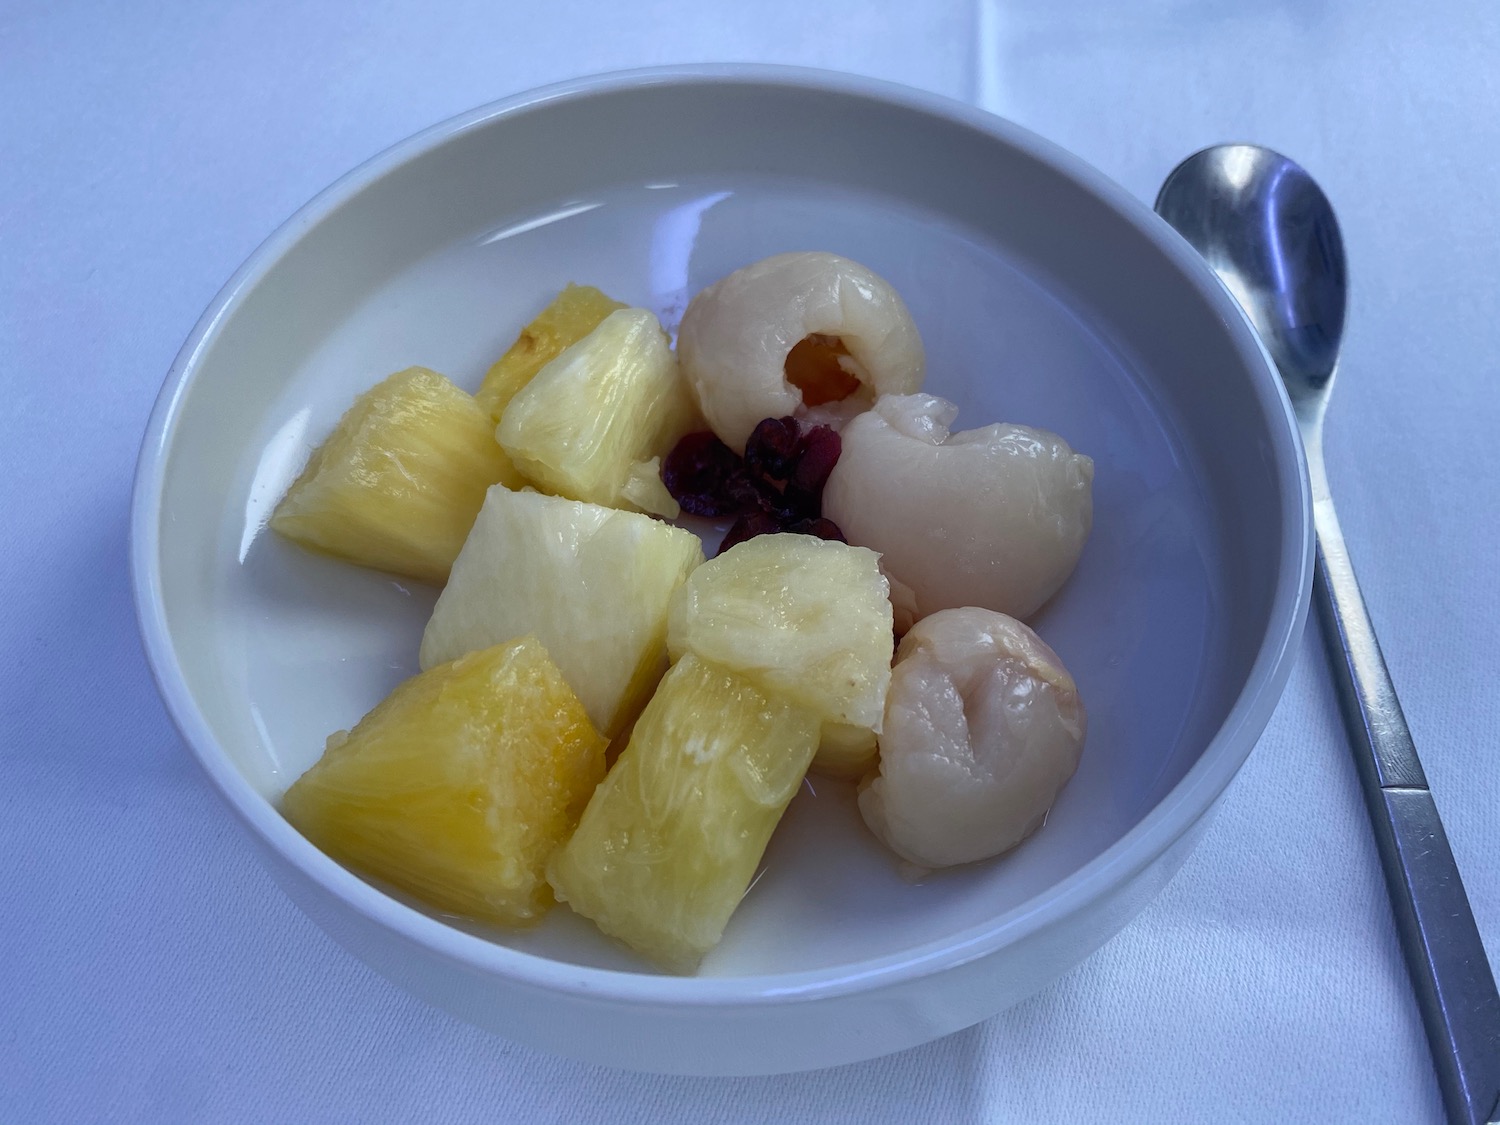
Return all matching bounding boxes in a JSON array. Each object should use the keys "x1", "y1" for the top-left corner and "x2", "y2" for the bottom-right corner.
[
  {"x1": 777, "y1": 483, "x2": 822, "y2": 522},
  {"x1": 717, "y1": 509, "x2": 783, "y2": 555},
  {"x1": 724, "y1": 471, "x2": 766, "y2": 512},
  {"x1": 668, "y1": 415, "x2": 846, "y2": 535},
  {"x1": 662, "y1": 431, "x2": 744, "y2": 517},
  {"x1": 729, "y1": 474, "x2": 807, "y2": 522},
  {"x1": 791, "y1": 425, "x2": 841, "y2": 495},
  {"x1": 743, "y1": 416, "x2": 802, "y2": 484}
]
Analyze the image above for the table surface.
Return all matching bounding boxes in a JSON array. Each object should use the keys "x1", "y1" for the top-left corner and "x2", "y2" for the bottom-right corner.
[{"x1": 4, "y1": 2, "x2": 1497, "y2": 1121}]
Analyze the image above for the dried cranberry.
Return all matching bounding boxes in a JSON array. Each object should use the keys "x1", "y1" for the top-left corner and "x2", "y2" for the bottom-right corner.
[
  {"x1": 791, "y1": 425, "x2": 841, "y2": 495},
  {"x1": 667, "y1": 415, "x2": 846, "y2": 535},
  {"x1": 662, "y1": 431, "x2": 743, "y2": 517},
  {"x1": 727, "y1": 474, "x2": 806, "y2": 522},
  {"x1": 743, "y1": 416, "x2": 802, "y2": 484},
  {"x1": 717, "y1": 509, "x2": 782, "y2": 555},
  {"x1": 724, "y1": 471, "x2": 767, "y2": 512},
  {"x1": 786, "y1": 516, "x2": 847, "y2": 543},
  {"x1": 777, "y1": 483, "x2": 822, "y2": 522}
]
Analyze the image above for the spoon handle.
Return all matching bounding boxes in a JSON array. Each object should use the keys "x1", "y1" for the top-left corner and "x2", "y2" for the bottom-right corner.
[{"x1": 1309, "y1": 464, "x2": 1500, "y2": 1125}]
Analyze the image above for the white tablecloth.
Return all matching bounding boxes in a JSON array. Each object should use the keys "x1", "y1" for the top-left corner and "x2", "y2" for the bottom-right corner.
[{"x1": 4, "y1": 2, "x2": 1497, "y2": 1121}]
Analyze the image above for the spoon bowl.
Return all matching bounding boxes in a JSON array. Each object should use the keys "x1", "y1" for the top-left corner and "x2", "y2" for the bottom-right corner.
[{"x1": 1155, "y1": 145, "x2": 1347, "y2": 415}]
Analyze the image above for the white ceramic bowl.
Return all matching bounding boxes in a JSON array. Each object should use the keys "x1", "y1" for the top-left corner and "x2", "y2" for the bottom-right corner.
[{"x1": 131, "y1": 66, "x2": 1311, "y2": 1076}]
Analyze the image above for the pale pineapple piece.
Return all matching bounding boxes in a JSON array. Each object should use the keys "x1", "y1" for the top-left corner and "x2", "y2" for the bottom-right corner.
[
  {"x1": 475, "y1": 283, "x2": 624, "y2": 422},
  {"x1": 546, "y1": 654, "x2": 820, "y2": 972},
  {"x1": 419, "y1": 486, "x2": 704, "y2": 737},
  {"x1": 496, "y1": 308, "x2": 698, "y2": 512},
  {"x1": 814, "y1": 722, "x2": 879, "y2": 779},
  {"x1": 620, "y1": 456, "x2": 679, "y2": 519},
  {"x1": 270, "y1": 367, "x2": 521, "y2": 584},
  {"x1": 281, "y1": 636, "x2": 607, "y2": 926},
  {"x1": 667, "y1": 534, "x2": 894, "y2": 730}
]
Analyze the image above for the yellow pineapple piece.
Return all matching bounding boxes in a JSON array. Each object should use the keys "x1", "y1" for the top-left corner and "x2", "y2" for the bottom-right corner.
[
  {"x1": 814, "y1": 722, "x2": 879, "y2": 779},
  {"x1": 282, "y1": 636, "x2": 606, "y2": 926},
  {"x1": 620, "y1": 456, "x2": 679, "y2": 520},
  {"x1": 270, "y1": 367, "x2": 521, "y2": 584},
  {"x1": 475, "y1": 283, "x2": 624, "y2": 423},
  {"x1": 547, "y1": 655, "x2": 819, "y2": 971},
  {"x1": 497, "y1": 308, "x2": 698, "y2": 513},
  {"x1": 419, "y1": 486, "x2": 704, "y2": 738},
  {"x1": 667, "y1": 533, "x2": 894, "y2": 730}
]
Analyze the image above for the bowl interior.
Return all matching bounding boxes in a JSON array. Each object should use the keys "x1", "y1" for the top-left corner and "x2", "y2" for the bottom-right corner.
[{"x1": 147, "y1": 77, "x2": 1291, "y2": 977}]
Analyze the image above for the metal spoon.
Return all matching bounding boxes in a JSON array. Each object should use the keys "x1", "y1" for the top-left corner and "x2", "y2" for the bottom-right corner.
[{"x1": 1156, "y1": 144, "x2": 1500, "y2": 1125}]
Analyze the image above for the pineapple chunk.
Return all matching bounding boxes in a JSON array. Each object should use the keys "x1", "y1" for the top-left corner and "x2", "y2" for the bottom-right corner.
[
  {"x1": 270, "y1": 367, "x2": 521, "y2": 584},
  {"x1": 547, "y1": 654, "x2": 819, "y2": 971},
  {"x1": 497, "y1": 308, "x2": 697, "y2": 512},
  {"x1": 475, "y1": 283, "x2": 624, "y2": 423},
  {"x1": 281, "y1": 636, "x2": 607, "y2": 926},
  {"x1": 620, "y1": 456, "x2": 679, "y2": 519},
  {"x1": 667, "y1": 534, "x2": 894, "y2": 730},
  {"x1": 419, "y1": 486, "x2": 704, "y2": 737},
  {"x1": 814, "y1": 722, "x2": 879, "y2": 779}
]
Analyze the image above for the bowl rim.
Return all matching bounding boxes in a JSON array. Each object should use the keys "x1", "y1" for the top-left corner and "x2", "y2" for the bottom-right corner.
[{"x1": 131, "y1": 62, "x2": 1313, "y2": 1007}]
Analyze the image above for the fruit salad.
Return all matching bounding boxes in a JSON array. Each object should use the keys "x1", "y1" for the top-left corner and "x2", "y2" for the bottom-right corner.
[{"x1": 271, "y1": 253, "x2": 1095, "y2": 973}]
